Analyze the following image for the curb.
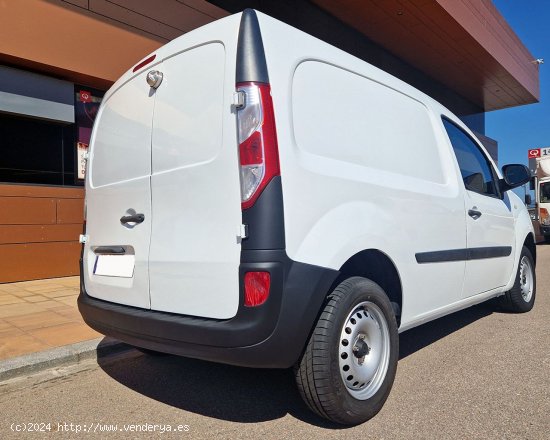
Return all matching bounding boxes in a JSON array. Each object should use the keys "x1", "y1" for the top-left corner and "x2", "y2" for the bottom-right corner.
[{"x1": 0, "y1": 338, "x2": 133, "y2": 382}]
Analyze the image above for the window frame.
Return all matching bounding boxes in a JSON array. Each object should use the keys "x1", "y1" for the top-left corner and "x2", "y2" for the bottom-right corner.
[
  {"x1": 441, "y1": 116, "x2": 503, "y2": 200},
  {"x1": 541, "y1": 181, "x2": 550, "y2": 203}
]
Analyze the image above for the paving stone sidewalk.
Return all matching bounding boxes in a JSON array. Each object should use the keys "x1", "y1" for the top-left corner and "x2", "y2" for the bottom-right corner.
[{"x1": 0, "y1": 277, "x2": 101, "y2": 361}]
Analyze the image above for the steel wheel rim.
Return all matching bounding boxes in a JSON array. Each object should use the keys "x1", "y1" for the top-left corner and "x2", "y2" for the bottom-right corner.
[
  {"x1": 338, "y1": 301, "x2": 390, "y2": 400},
  {"x1": 519, "y1": 256, "x2": 534, "y2": 302}
]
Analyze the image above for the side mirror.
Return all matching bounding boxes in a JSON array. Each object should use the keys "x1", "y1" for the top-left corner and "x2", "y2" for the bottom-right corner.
[
  {"x1": 500, "y1": 164, "x2": 531, "y2": 192},
  {"x1": 525, "y1": 194, "x2": 532, "y2": 206}
]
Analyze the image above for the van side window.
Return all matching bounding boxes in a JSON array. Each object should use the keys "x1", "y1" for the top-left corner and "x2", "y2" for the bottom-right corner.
[{"x1": 442, "y1": 118, "x2": 498, "y2": 197}]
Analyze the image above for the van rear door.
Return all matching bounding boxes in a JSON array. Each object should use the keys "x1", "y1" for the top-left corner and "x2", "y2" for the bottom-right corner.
[
  {"x1": 148, "y1": 41, "x2": 242, "y2": 319},
  {"x1": 83, "y1": 69, "x2": 154, "y2": 309}
]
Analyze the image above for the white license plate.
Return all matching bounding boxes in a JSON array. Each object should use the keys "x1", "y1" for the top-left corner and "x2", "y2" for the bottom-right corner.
[{"x1": 93, "y1": 255, "x2": 135, "y2": 278}]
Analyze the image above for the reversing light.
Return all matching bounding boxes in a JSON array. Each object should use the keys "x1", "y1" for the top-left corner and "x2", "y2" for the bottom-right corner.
[{"x1": 244, "y1": 271, "x2": 271, "y2": 307}]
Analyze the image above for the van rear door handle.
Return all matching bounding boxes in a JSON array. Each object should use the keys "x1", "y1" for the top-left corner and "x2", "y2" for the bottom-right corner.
[
  {"x1": 120, "y1": 213, "x2": 145, "y2": 224},
  {"x1": 468, "y1": 208, "x2": 482, "y2": 220}
]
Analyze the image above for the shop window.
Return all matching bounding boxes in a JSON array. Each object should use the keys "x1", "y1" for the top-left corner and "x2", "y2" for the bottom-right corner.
[
  {"x1": 0, "y1": 86, "x2": 103, "y2": 186},
  {"x1": 0, "y1": 114, "x2": 69, "y2": 185}
]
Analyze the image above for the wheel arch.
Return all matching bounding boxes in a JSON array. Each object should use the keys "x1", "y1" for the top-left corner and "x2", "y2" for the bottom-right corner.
[
  {"x1": 524, "y1": 232, "x2": 536, "y2": 265},
  {"x1": 331, "y1": 249, "x2": 403, "y2": 326}
]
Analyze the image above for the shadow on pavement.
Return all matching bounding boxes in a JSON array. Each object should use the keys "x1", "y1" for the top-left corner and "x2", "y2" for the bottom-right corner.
[
  {"x1": 97, "y1": 300, "x2": 497, "y2": 427},
  {"x1": 98, "y1": 345, "x2": 339, "y2": 428},
  {"x1": 399, "y1": 301, "x2": 494, "y2": 359}
]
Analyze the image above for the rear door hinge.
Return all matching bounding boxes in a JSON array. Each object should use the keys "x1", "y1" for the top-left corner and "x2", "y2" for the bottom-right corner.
[
  {"x1": 233, "y1": 91, "x2": 245, "y2": 109},
  {"x1": 236, "y1": 224, "x2": 248, "y2": 243}
]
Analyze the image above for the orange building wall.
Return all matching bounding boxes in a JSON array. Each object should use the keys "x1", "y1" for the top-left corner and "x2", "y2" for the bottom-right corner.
[
  {"x1": 0, "y1": 0, "x2": 166, "y2": 89},
  {"x1": 0, "y1": 185, "x2": 84, "y2": 283}
]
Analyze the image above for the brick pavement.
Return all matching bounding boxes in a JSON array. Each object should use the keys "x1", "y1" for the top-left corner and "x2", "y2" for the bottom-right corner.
[{"x1": 0, "y1": 277, "x2": 100, "y2": 360}]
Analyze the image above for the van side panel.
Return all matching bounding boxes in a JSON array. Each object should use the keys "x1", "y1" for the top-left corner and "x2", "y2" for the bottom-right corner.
[
  {"x1": 256, "y1": 13, "x2": 468, "y2": 328},
  {"x1": 292, "y1": 61, "x2": 445, "y2": 184}
]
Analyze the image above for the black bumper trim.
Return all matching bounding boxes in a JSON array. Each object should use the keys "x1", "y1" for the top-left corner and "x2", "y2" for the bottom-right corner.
[{"x1": 78, "y1": 250, "x2": 339, "y2": 368}]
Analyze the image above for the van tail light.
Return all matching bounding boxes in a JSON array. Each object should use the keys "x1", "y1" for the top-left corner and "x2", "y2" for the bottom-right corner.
[
  {"x1": 236, "y1": 82, "x2": 280, "y2": 210},
  {"x1": 540, "y1": 208, "x2": 550, "y2": 225},
  {"x1": 244, "y1": 271, "x2": 271, "y2": 307}
]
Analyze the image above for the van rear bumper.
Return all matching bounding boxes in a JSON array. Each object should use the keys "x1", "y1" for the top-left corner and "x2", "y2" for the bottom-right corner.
[{"x1": 78, "y1": 250, "x2": 338, "y2": 368}]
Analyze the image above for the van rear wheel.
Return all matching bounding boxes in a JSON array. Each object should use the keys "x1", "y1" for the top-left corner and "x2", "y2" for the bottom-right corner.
[
  {"x1": 295, "y1": 277, "x2": 399, "y2": 425},
  {"x1": 499, "y1": 246, "x2": 536, "y2": 313}
]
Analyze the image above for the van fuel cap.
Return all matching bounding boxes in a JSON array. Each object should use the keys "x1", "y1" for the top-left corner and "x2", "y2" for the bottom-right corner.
[{"x1": 146, "y1": 70, "x2": 163, "y2": 88}]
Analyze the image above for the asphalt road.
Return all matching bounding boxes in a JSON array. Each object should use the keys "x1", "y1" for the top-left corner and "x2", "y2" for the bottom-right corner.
[{"x1": 1, "y1": 246, "x2": 549, "y2": 439}]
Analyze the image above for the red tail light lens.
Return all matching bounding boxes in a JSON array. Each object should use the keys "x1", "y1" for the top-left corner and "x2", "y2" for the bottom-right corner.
[
  {"x1": 239, "y1": 131, "x2": 263, "y2": 165},
  {"x1": 244, "y1": 271, "x2": 271, "y2": 307},
  {"x1": 236, "y1": 82, "x2": 280, "y2": 210}
]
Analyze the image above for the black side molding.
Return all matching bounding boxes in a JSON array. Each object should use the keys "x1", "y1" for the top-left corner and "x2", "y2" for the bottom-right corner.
[
  {"x1": 415, "y1": 249, "x2": 468, "y2": 263},
  {"x1": 416, "y1": 246, "x2": 512, "y2": 264},
  {"x1": 468, "y1": 247, "x2": 512, "y2": 260},
  {"x1": 236, "y1": 9, "x2": 269, "y2": 83}
]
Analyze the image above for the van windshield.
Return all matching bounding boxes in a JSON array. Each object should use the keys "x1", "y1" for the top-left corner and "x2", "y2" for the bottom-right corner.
[{"x1": 541, "y1": 182, "x2": 550, "y2": 203}]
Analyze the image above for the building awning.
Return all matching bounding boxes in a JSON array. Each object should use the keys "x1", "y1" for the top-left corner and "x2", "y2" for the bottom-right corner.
[{"x1": 312, "y1": 0, "x2": 539, "y2": 111}]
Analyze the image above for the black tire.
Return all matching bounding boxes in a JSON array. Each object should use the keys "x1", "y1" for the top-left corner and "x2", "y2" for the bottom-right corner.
[
  {"x1": 498, "y1": 246, "x2": 536, "y2": 313},
  {"x1": 294, "y1": 277, "x2": 399, "y2": 425}
]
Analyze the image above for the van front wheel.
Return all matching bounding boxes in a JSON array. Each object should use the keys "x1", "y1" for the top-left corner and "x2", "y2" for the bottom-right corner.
[
  {"x1": 295, "y1": 277, "x2": 399, "y2": 425},
  {"x1": 499, "y1": 246, "x2": 536, "y2": 313}
]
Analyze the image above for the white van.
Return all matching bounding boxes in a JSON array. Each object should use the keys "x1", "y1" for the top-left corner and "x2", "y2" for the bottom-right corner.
[{"x1": 78, "y1": 9, "x2": 536, "y2": 425}]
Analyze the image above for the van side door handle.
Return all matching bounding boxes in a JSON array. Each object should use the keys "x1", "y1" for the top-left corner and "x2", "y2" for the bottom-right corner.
[
  {"x1": 120, "y1": 213, "x2": 145, "y2": 224},
  {"x1": 468, "y1": 208, "x2": 482, "y2": 220}
]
